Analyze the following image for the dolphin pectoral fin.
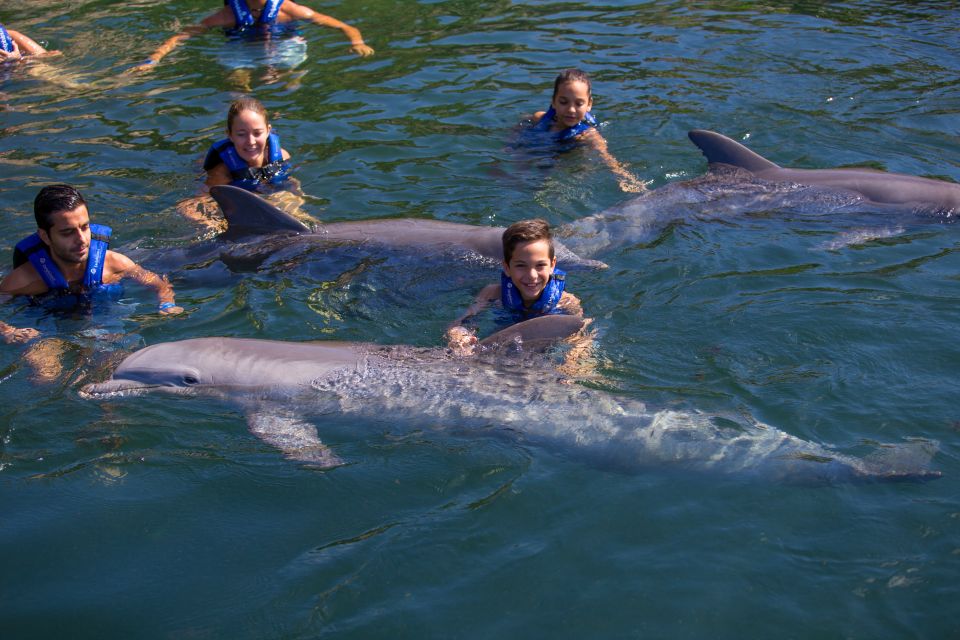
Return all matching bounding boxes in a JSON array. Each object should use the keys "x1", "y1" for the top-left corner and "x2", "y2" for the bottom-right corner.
[
  {"x1": 210, "y1": 185, "x2": 312, "y2": 237},
  {"x1": 688, "y1": 130, "x2": 780, "y2": 174},
  {"x1": 246, "y1": 411, "x2": 344, "y2": 469}
]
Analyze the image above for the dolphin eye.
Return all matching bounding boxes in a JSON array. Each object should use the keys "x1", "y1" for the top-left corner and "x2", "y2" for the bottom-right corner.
[{"x1": 182, "y1": 375, "x2": 200, "y2": 385}]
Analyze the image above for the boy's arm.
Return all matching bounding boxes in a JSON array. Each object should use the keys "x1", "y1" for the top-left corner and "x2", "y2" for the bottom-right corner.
[
  {"x1": 582, "y1": 129, "x2": 648, "y2": 193},
  {"x1": 107, "y1": 252, "x2": 184, "y2": 315},
  {"x1": 445, "y1": 283, "x2": 499, "y2": 354},
  {"x1": 0, "y1": 319, "x2": 40, "y2": 344},
  {"x1": 282, "y1": 2, "x2": 374, "y2": 56}
]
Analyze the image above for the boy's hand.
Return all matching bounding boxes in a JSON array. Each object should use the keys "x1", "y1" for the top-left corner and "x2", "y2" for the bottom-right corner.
[
  {"x1": 446, "y1": 326, "x2": 477, "y2": 356},
  {"x1": 0, "y1": 42, "x2": 22, "y2": 63},
  {"x1": 350, "y1": 43, "x2": 375, "y2": 57}
]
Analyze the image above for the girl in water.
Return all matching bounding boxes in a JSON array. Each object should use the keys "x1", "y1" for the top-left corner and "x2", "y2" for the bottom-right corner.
[
  {"x1": 527, "y1": 68, "x2": 648, "y2": 193},
  {"x1": 178, "y1": 96, "x2": 310, "y2": 231}
]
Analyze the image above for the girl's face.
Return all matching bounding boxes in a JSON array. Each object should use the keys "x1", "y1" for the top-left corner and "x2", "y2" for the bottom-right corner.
[
  {"x1": 228, "y1": 109, "x2": 271, "y2": 166},
  {"x1": 550, "y1": 80, "x2": 592, "y2": 127},
  {"x1": 503, "y1": 239, "x2": 557, "y2": 303}
]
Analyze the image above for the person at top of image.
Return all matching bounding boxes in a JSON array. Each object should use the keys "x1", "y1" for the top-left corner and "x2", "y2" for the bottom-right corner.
[
  {"x1": 0, "y1": 23, "x2": 59, "y2": 63},
  {"x1": 177, "y1": 95, "x2": 314, "y2": 232},
  {"x1": 129, "y1": 0, "x2": 374, "y2": 73},
  {"x1": 0, "y1": 184, "x2": 184, "y2": 344},
  {"x1": 526, "y1": 68, "x2": 648, "y2": 194},
  {"x1": 444, "y1": 218, "x2": 585, "y2": 357}
]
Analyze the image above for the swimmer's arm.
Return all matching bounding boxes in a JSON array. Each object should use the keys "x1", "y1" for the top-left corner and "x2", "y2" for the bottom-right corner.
[
  {"x1": 0, "y1": 265, "x2": 48, "y2": 297},
  {"x1": 557, "y1": 291, "x2": 583, "y2": 317},
  {"x1": 3, "y1": 29, "x2": 50, "y2": 59},
  {"x1": 204, "y1": 161, "x2": 233, "y2": 188},
  {"x1": 581, "y1": 128, "x2": 648, "y2": 194},
  {"x1": 0, "y1": 281, "x2": 41, "y2": 344},
  {"x1": 106, "y1": 252, "x2": 184, "y2": 315},
  {"x1": 130, "y1": 11, "x2": 229, "y2": 72},
  {"x1": 556, "y1": 317, "x2": 597, "y2": 380},
  {"x1": 445, "y1": 283, "x2": 498, "y2": 353},
  {"x1": 284, "y1": 2, "x2": 374, "y2": 56}
]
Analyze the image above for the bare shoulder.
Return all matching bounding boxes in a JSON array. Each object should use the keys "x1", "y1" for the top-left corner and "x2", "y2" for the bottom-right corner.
[
  {"x1": 0, "y1": 263, "x2": 46, "y2": 296},
  {"x1": 200, "y1": 7, "x2": 236, "y2": 28},
  {"x1": 104, "y1": 250, "x2": 137, "y2": 279},
  {"x1": 478, "y1": 283, "x2": 501, "y2": 301},
  {"x1": 205, "y1": 161, "x2": 232, "y2": 187},
  {"x1": 531, "y1": 110, "x2": 547, "y2": 124},
  {"x1": 281, "y1": 147, "x2": 291, "y2": 161},
  {"x1": 280, "y1": 1, "x2": 319, "y2": 21}
]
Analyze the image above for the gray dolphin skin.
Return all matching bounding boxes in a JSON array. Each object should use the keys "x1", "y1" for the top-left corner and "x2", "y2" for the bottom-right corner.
[
  {"x1": 81, "y1": 316, "x2": 938, "y2": 484},
  {"x1": 688, "y1": 129, "x2": 960, "y2": 215},
  {"x1": 210, "y1": 185, "x2": 607, "y2": 269}
]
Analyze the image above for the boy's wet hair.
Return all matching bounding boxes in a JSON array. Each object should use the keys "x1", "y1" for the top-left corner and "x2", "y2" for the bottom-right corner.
[
  {"x1": 502, "y1": 218, "x2": 555, "y2": 263},
  {"x1": 552, "y1": 68, "x2": 592, "y2": 100},
  {"x1": 227, "y1": 95, "x2": 270, "y2": 133},
  {"x1": 34, "y1": 184, "x2": 86, "y2": 230}
]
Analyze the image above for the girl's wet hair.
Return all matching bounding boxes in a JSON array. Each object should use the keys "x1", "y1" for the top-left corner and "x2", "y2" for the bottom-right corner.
[
  {"x1": 502, "y1": 218, "x2": 555, "y2": 263},
  {"x1": 226, "y1": 96, "x2": 269, "y2": 132},
  {"x1": 552, "y1": 68, "x2": 592, "y2": 99}
]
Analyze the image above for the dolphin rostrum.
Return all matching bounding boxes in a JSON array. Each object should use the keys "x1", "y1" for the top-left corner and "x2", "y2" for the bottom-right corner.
[
  {"x1": 688, "y1": 129, "x2": 960, "y2": 216},
  {"x1": 210, "y1": 185, "x2": 608, "y2": 270},
  {"x1": 81, "y1": 316, "x2": 939, "y2": 484}
]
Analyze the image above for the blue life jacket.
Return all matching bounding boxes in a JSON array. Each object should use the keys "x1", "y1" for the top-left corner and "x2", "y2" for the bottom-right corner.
[
  {"x1": 12, "y1": 224, "x2": 123, "y2": 308},
  {"x1": 500, "y1": 268, "x2": 567, "y2": 321},
  {"x1": 0, "y1": 24, "x2": 15, "y2": 54},
  {"x1": 532, "y1": 106, "x2": 598, "y2": 142},
  {"x1": 202, "y1": 131, "x2": 290, "y2": 191},
  {"x1": 225, "y1": 0, "x2": 285, "y2": 30}
]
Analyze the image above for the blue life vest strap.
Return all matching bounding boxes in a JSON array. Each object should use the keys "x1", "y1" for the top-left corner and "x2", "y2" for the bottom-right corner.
[
  {"x1": 533, "y1": 106, "x2": 598, "y2": 142},
  {"x1": 13, "y1": 223, "x2": 112, "y2": 291},
  {"x1": 226, "y1": 0, "x2": 285, "y2": 28},
  {"x1": 0, "y1": 25, "x2": 14, "y2": 53},
  {"x1": 501, "y1": 268, "x2": 566, "y2": 319}
]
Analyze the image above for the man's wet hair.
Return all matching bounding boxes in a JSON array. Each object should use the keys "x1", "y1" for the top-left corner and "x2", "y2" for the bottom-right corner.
[
  {"x1": 34, "y1": 184, "x2": 86, "y2": 230},
  {"x1": 502, "y1": 218, "x2": 555, "y2": 264}
]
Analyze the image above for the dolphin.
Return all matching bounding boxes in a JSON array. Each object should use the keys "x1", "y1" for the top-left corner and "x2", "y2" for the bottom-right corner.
[
  {"x1": 209, "y1": 185, "x2": 608, "y2": 270},
  {"x1": 80, "y1": 316, "x2": 939, "y2": 484},
  {"x1": 688, "y1": 129, "x2": 960, "y2": 216}
]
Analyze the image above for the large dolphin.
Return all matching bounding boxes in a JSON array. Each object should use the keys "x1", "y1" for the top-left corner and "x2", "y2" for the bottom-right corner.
[
  {"x1": 209, "y1": 185, "x2": 608, "y2": 270},
  {"x1": 688, "y1": 129, "x2": 960, "y2": 216},
  {"x1": 558, "y1": 129, "x2": 960, "y2": 255},
  {"x1": 81, "y1": 316, "x2": 939, "y2": 484}
]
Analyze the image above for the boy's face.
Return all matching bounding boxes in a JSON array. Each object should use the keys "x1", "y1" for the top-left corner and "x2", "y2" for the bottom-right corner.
[
  {"x1": 503, "y1": 239, "x2": 556, "y2": 303},
  {"x1": 38, "y1": 204, "x2": 91, "y2": 266},
  {"x1": 551, "y1": 80, "x2": 592, "y2": 128}
]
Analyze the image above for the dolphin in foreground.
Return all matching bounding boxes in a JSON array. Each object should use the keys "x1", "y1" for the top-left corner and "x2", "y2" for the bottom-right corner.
[
  {"x1": 81, "y1": 316, "x2": 939, "y2": 484},
  {"x1": 209, "y1": 185, "x2": 607, "y2": 270},
  {"x1": 688, "y1": 129, "x2": 960, "y2": 216}
]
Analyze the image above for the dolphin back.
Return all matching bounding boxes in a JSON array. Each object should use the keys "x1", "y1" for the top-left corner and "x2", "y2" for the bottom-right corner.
[
  {"x1": 210, "y1": 185, "x2": 311, "y2": 236},
  {"x1": 479, "y1": 315, "x2": 585, "y2": 349},
  {"x1": 688, "y1": 129, "x2": 780, "y2": 173}
]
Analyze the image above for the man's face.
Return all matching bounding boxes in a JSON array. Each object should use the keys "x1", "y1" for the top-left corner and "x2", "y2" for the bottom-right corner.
[{"x1": 38, "y1": 204, "x2": 91, "y2": 266}]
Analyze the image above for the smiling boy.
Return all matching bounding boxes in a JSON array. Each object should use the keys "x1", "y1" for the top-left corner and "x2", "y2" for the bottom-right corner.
[{"x1": 445, "y1": 219, "x2": 582, "y2": 355}]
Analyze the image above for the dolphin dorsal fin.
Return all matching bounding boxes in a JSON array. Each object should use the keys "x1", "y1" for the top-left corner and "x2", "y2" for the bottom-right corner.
[
  {"x1": 210, "y1": 185, "x2": 311, "y2": 237},
  {"x1": 688, "y1": 130, "x2": 780, "y2": 173}
]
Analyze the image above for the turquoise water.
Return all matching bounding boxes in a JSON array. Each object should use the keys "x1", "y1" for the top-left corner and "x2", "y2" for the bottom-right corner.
[{"x1": 2, "y1": 1, "x2": 959, "y2": 637}]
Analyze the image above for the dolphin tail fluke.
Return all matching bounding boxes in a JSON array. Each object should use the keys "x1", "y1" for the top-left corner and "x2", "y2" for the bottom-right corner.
[
  {"x1": 688, "y1": 130, "x2": 780, "y2": 174},
  {"x1": 247, "y1": 411, "x2": 344, "y2": 469},
  {"x1": 210, "y1": 185, "x2": 312, "y2": 238}
]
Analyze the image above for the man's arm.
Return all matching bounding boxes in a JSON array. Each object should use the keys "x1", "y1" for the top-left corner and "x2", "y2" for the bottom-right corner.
[
  {"x1": 107, "y1": 252, "x2": 184, "y2": 315},
  {"x1": 0, "y1": 272, "x2": 43, "y2": 344},
  {"x1": 282, "y1": 2, "x2": 374, "y2": 56}
]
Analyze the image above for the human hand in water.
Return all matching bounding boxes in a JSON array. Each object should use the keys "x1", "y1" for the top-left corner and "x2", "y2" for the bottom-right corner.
[
  {"x1": 618, "y1": 175, "x2": 650, "y2": 193},
  {"x1": 0, "y1": 42, "x2": 22, "y2": 63},
  {"x1": 350, "y1": 42, "x2": 375, "y2": 57},
  {"x1": 126, "y1": 60, "x2": 158, "y2": 74},
  {"x1": 446, "y1": 325, "x2": 477, "y2": 357},
  {"x1": 1, "y1": 324, "x2": 40, "y2": 344}
]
